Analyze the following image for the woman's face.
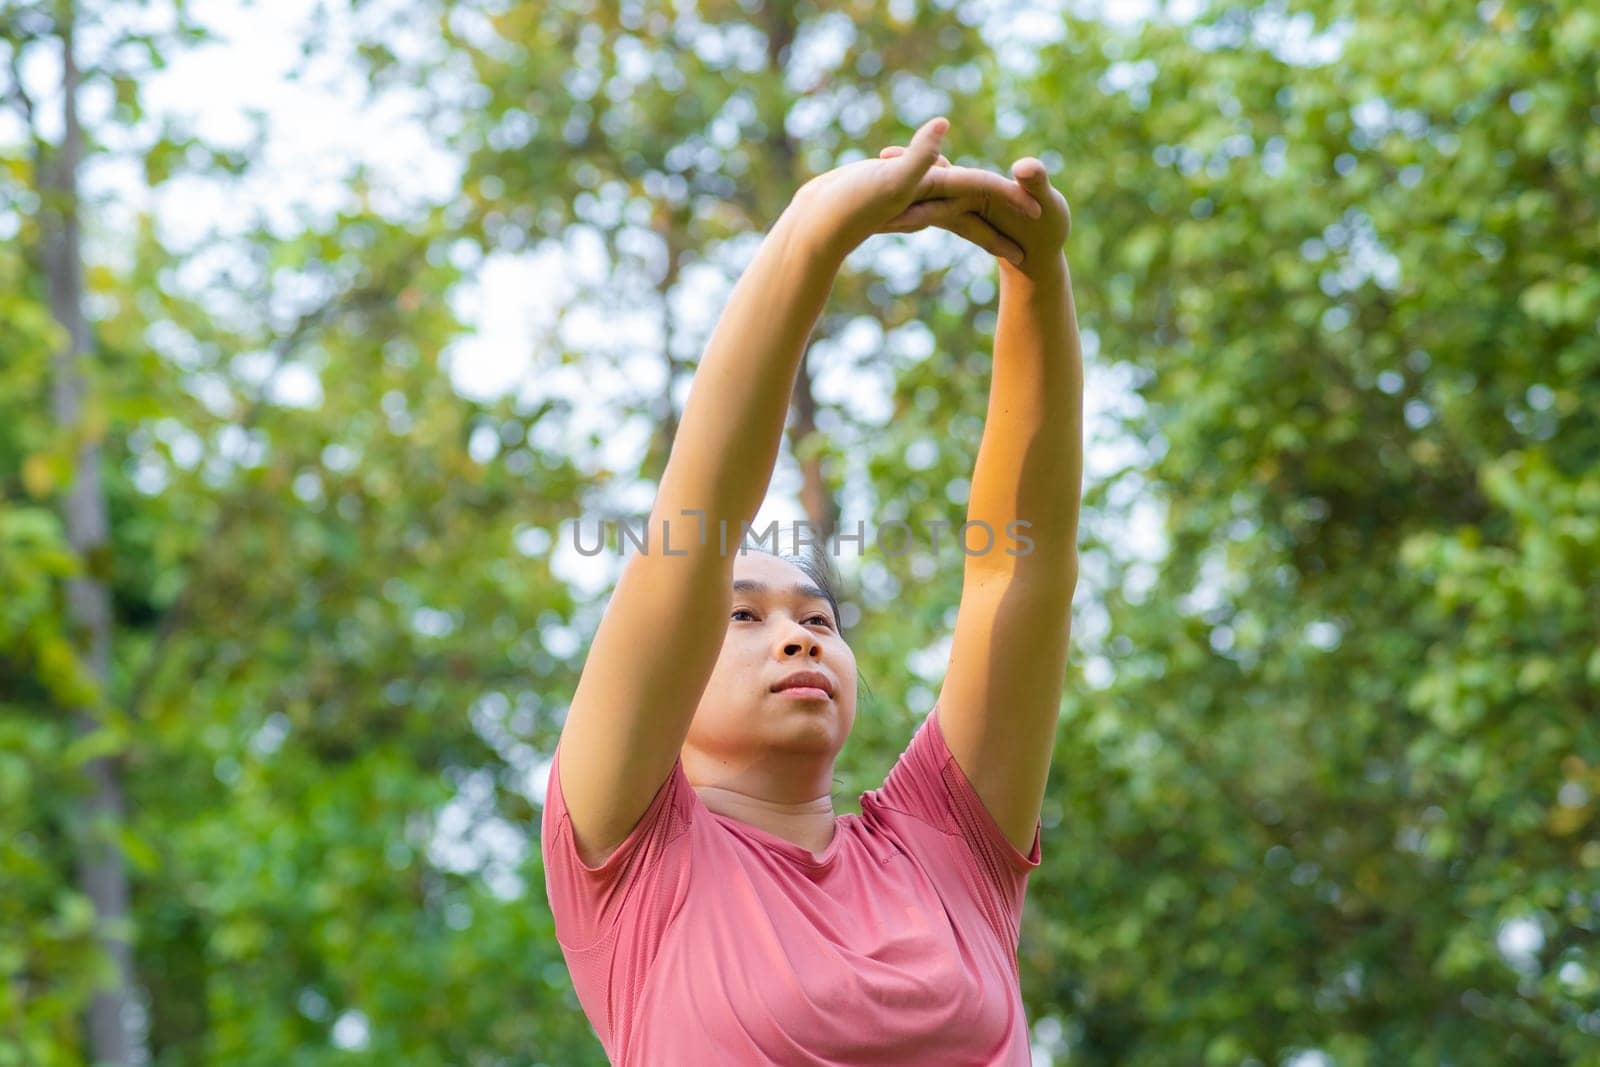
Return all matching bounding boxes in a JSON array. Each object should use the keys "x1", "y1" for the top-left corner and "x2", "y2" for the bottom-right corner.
[{"x1": 684, "y1": 552, "x2": 858, "y2": 768}]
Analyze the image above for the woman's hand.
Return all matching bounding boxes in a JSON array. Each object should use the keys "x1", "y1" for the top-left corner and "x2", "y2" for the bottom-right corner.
[
  {"x1": 872, "y1": 147, "x2": 1032, "y2": 268},
  {"x1": 877, "y1": 144, "x2": 1072, "y2": 280},
  {"x1": 789, "y1": 116, "x2": 1044, "y2": 266}
]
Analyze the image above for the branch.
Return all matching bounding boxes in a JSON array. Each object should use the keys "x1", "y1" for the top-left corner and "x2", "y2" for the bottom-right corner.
[
  {"x1": 2, "y1": 32, "x2": 38, "y2": 128},
  {"x1": 122, "y1": 280, "x2": 398, "y2": 725}
]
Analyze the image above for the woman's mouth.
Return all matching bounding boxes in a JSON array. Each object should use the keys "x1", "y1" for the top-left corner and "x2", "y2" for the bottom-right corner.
[{"x1": 774, "y1": 686, "x2": 830, "y2": 700}]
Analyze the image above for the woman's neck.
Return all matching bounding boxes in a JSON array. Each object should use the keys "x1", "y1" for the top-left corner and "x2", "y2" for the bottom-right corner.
[{"x1": 691, "y1": 782, "x2": 837, "y2": 853}]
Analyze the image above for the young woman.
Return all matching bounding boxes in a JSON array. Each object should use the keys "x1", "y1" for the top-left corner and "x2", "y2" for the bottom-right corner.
[{"x1": 542, "y1": 116, "x2": 1082, "y2": 1065}]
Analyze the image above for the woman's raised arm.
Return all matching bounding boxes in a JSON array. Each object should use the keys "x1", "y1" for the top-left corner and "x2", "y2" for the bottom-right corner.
[{"x1": 553, "y1": 118, "x2": 1038, "y2": 865}]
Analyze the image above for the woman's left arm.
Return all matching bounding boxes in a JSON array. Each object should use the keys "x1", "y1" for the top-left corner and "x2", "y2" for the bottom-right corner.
[{"x1": 939, "y1": 159, "x2": 1083, "y2": 855}]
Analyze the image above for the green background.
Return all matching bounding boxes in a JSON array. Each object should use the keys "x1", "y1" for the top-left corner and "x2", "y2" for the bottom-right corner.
[{"x1": 3, "y1": 0, "x2": 1596, "y2": 1063}]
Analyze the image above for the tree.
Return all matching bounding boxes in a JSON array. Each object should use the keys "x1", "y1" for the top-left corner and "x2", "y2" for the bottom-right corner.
[
  {"x1": 4, "y1": 1, "x2": 219, "y2": 1058},
  {"x1": 6, "y1": 0, "x2": 1594, "y2": 1062},
  {"x1": 5, "y1": 2, "x2": 591, "y2": 1062},
  {"x1": 1013, "y1": 2, "x2": 1598, "y2": 1062}
]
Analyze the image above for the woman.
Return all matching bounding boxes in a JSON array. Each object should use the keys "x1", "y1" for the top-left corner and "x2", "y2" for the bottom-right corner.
[{"x1": 542, "y1": 116, "x2": 1082, "y2": 1065}]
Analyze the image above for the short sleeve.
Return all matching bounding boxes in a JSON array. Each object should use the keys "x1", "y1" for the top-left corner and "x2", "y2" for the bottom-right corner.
[
  {"x1": 539, "y1": 739, "x2": 696, "y2": 953},
  {"x1": 861, "y1": 703, "x2": 1042, "y2": 946}
]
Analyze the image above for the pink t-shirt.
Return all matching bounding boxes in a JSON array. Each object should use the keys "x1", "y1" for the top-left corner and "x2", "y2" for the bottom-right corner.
[{"x1": 540, "y1": 703, "x2": 1043, "y2": 1065}]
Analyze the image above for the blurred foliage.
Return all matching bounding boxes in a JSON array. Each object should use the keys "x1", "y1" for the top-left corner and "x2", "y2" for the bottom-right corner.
[{"x1": 2, "y1": 0, "x2": 1596, "y2": 1064}]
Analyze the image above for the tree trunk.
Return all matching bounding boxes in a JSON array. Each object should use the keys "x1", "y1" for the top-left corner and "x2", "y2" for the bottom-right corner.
[
  {"x1": 787, "y1": 354, "x2": 837, "y2": 551},
  {"x1": 40, "y1": 3, "x2": 144, "y2": 1062}
]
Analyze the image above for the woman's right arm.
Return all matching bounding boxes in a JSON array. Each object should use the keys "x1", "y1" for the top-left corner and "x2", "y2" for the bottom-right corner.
[{"x1": 553, "y1": 198, "x2": 847, "y2": 866}]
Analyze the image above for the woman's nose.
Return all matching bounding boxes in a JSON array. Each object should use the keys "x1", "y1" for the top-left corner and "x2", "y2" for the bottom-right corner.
[{"x1": 777, "y1": 621, "x2": 820, "y2": 657}]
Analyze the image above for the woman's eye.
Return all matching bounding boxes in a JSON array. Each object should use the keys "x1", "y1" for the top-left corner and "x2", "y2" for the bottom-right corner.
[{"x1": 730, "y1": 608, "x2": 831, "y2": 628}]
